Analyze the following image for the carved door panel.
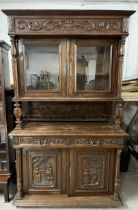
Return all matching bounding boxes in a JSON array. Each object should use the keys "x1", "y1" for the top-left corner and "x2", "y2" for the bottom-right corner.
[
  {"x1": 69, "y1": 39, "x2": 118, "y2": 98},
  {"x1": 22, "y1": 148, "x2": 67, "y2": 194},
  {"x1": 69, "y1": 149, "x2": 115, "y2": 196},
  {"x1": 18, "y1": 38, "x2": 67, "y2": 98}
]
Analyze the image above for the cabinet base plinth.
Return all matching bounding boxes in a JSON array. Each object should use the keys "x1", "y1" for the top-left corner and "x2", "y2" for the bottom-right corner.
[{"x1": 13, "y1": 194, "x2": 123, "y2": 208}]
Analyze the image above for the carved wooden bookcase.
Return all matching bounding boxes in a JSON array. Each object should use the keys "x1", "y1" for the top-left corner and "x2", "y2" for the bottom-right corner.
[{"x1": 3, "y1": 10, "x2": 134, "y2": 207}]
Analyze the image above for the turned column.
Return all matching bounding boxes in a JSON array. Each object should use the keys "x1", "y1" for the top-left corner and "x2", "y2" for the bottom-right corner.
[
  {"x1": 113, "y1": 149, "x2": 122, "y2": 200},
  {"x1": 16, "y1": 148, "x2": 22, "y2": 199},
  {"x1": 11, "y1": 36, "x2": 22, "y2": 129}
]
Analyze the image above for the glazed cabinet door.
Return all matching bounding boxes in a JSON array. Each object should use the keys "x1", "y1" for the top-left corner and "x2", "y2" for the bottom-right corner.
[
  {"x1": 69, "y1": 39, "x2": 118, "y2": 98},
  {"x1": 69, "y1": 149, "x2": 115, "y2": 196},
  {"x1": 22, "y1": 148, "x2": 67, "y2": 194},
  {"x1": 18, "y1": 38, "x2": 67, "y2": 98}
]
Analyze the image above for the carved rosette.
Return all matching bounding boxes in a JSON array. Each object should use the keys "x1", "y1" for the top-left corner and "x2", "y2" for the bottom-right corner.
[
  {"x1": 7, "y1": 17, "x2": 127, "y2": 35},
  {"x1": 12, "y1": 136, "x2": 123, "y2": 147}
]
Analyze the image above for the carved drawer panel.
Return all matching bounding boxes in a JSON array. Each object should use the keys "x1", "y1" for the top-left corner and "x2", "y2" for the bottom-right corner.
[
  {"x1": 22, "y1": 149, "x2": 66, "y2": 194},
  {"x1": 69, "y1": 149, "x2": 115, "y2": 196}
]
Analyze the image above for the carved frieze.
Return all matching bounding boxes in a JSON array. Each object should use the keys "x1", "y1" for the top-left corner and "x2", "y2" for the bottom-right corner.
[
  {"x1": 13, "y1": 136, "x2": 123, "y2": 147},
  {"x1": 7, "y1": 17, "x2": 127, "y2": 35}
]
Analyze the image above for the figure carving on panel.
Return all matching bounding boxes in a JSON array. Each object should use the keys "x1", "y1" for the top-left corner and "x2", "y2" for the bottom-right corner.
[{"x1": 83, "y1": 167, "x2": 98, "y2": 185}]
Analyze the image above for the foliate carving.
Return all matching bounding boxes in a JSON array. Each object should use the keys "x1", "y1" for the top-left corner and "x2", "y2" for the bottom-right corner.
[
  {"x1": 7, "y1": 17, "x2": 124, "y2": 35},
  {"x1": 16, "y1": 19, "x2": 121, "y2": 32},
  {"x1": 83, "y1": 158, "x2": 103, "y2": 187},
  {"x1": 13, "y1": 136, "x2": 123, "y2": 146},
  {"x1": 32, "y1": 157, "x2": 54, "y2": 187},
  {"x1": 122, "y1": 17, "x2": 129, "y2": 33}
]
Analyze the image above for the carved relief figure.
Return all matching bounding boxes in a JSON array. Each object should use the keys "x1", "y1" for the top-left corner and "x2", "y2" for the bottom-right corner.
[
  {"x1": 45, "y1": 164, "x2": 54, "y2": 186},
  {"x1": 33, "y1": 166, "x2": 41, "y2": 182},
  {"x1": 83, "y1": 167, "x2": 98, "y2": 185},
  {"x1": 32, "y1": 157, "x2": 55, "y2": 187}
]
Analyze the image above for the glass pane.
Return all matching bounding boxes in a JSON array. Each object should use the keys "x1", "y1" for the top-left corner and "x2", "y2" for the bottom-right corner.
[
  {"x1": 76, "y1": 46, "x2": 111, "y2": 91},
  {"x1": 24, "y1": 46, "x2": 60, "y2": 91}
]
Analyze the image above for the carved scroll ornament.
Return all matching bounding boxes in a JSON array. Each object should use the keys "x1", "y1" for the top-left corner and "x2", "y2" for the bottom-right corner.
[
  {"x1": 8, "y1": 17, "x2": 124, "y2": 35},
  {"x1": 13, "y1": 136, "x2": 123, "y2": 147}
]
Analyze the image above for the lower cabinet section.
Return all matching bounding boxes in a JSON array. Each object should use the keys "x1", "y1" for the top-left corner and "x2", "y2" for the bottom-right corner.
[{"x1": 22, "y1": 148, "x2": 115, "y2": 196}]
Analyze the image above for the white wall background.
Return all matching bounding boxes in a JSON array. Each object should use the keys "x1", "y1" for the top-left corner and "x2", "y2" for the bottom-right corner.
[{"x1": 0, "y1": 0, "x2": 138, "y2": 84}]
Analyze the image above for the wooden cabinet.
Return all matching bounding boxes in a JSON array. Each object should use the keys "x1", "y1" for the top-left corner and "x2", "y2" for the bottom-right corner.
[{"x1": 3, "y1": 10, "x2": 135, "y2": 207}]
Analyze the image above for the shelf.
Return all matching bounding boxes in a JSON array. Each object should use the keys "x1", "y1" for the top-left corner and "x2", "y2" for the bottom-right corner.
[
  {"x1": 10, "y1": 121, "x2": 127, "y2": 137},
  {"x1": 12, "y1": 96, "x2": 123, "y2": 102}
]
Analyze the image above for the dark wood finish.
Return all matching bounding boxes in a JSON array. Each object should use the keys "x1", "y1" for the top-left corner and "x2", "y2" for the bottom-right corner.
[
  {"x1": 3, "y1": 10, "x2": 134, "y2": 207},
  {"x1": 0, "y1": 41, "x2": 13, "y2": 202},
  {"x1": 69, "y1": 148, "x2": 115, "y2": 196}
]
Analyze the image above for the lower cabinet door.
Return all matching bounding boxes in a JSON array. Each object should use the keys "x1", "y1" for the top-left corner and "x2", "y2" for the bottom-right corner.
[
  {"x1": 22, "y1": 148, "x2": 67, "y2": 194},
  {"x1": 69, "y1": 149, "x2": 115, "y2": 196}
]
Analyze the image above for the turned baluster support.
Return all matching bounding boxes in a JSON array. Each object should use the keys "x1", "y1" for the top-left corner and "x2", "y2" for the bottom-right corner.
[
  {"x1": 14, "y1": 102, "x2": 22, "y2": 129},
  {"x1": 113, "y1": 103, "x2": 123, "y2": 129}
]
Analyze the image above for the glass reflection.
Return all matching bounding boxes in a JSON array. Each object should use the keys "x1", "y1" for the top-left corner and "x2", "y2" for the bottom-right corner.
[
  {"x1": 25, "y1": 46, "x2": 60, "y2": 91},
  {"x1": 76, "y1": 46, "x2": 111, "y2": 91}
]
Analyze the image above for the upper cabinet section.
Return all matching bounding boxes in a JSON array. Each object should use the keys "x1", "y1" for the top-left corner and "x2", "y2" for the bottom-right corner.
[
  {"x1": 2, "y1": 10, "x2": 135, "y2": 101},
  {"x1": 3, "y1": 10, "x2": 135, "y2": 36}
]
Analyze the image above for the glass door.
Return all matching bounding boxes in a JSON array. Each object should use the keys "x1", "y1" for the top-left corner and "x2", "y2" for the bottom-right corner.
[
  {"x1": 69, "y1": 39, "x2": 118, "y2": 97},
  {"x1": 19, "y1": 39, "x2": 67, "y2": 98}
]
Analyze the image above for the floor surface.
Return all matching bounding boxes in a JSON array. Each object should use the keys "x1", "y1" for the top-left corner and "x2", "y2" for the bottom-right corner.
[{"x1": 0, "y1": 171, "x2": 138, "y2": 210}]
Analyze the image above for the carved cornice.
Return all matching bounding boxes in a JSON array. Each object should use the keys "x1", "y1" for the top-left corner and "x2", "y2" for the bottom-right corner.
[
  {"x1": 7, "y1": 17, "x2": 128, "y2": 35},
  {"x1": 13, "y1": 136, "x2": 123, "y2": 147}
]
